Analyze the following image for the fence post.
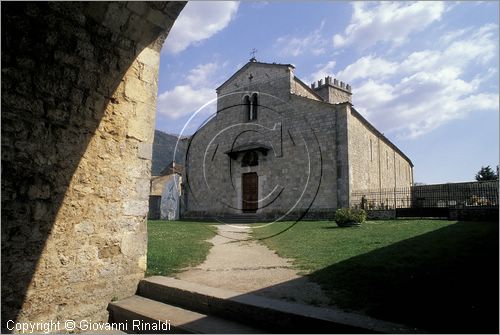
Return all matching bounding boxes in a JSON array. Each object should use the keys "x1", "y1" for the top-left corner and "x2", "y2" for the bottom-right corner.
[{"x1": 394, "y1": 187, "x2": 396, "y2": 209}]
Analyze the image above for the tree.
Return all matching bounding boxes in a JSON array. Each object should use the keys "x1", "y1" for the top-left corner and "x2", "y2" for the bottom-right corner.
[{"x1": 475, "y1": 165, "x2": 498, "y2": 181}]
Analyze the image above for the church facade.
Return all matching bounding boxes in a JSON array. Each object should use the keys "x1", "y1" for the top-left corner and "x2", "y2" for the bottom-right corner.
[{"x1": 182, "y1": 60, "x2": 413, "y2": 221}]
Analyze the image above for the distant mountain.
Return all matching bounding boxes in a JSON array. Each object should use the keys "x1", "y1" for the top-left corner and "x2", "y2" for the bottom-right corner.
[{"x1": 151, "y1": 130, "x2": 189, "y2": 176}]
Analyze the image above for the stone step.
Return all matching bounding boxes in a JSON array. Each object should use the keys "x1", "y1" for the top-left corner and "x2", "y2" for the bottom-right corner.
[
  {"x1": 137, "y1": 276, "x2": 421, "y2": 333},
  {"x1": 108, "y1": 295, "x2": 264, "y2": 334}
]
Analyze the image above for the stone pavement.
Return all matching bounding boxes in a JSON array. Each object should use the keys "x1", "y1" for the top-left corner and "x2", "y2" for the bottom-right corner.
[{"x1": 176, "y1": 224, "x2": 330, "y2": 306}]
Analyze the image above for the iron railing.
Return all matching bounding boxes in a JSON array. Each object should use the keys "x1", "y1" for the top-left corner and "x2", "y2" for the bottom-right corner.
[{"x1": 351, "y1": 181, "x2": 499, "y2": 210}]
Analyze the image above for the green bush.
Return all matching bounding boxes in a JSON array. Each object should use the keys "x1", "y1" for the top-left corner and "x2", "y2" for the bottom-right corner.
[{"x1": 335, "y1": 208, "x2": 366, "y2": 227}]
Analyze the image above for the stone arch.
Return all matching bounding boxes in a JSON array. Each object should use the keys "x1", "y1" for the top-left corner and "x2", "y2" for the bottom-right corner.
[{"x1": 1, "y1": 2, "x2": 185, "y2": 328}]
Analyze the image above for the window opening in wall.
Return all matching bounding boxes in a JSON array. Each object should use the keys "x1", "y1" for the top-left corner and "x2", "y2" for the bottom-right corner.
[
  {"x1": 241, "y1": 150, "x2": 259, "y2": 167},
  {"x1": 249, "y1": 93, "x2": 258, "y2": 120},
  {"x1": 244, "y1": 95, "x2": 251, "y2": 120}
]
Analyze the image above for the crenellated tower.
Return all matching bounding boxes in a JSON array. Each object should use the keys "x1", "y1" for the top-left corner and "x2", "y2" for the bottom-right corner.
[{"x1": 311, "y1": 76, "x2": 352, "y2": 104}]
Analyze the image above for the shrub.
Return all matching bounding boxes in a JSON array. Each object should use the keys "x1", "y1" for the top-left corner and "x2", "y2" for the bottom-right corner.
[{"x1": 335, "y1": 208, "x2": 366, "y2": 227}]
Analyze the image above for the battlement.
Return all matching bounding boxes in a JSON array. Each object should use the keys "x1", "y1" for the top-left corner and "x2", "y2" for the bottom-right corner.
[
  {"x1": 311, "y1": 76, "x2": 351, "y2": 93},
  {"x1": 310, "y1": 76, "x2": 352, "y2": 104}
]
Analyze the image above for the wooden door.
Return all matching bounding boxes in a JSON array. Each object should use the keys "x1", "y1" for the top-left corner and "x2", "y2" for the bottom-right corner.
[{"x1": 242, "y1": 172, "x2": 258, "y2": 213}]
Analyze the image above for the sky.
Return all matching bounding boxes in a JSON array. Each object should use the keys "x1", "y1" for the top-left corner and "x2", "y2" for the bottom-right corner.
[{"x1": 155, "y1": 1, "x2": 499, "y2": 185}]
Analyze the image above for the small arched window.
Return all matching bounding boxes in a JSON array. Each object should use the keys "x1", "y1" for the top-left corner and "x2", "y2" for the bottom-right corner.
[
  {"x1": 241, "y1": 151, "x2": 259, "y2": 167},
  {"x1": 243, "y1": 95, "x2": 251, "y2": 120},
  {"x1": 250, "y1": 93, "x2": 258, "y2": 120}
]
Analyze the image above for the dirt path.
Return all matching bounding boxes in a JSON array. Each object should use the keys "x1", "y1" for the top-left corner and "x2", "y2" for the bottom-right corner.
[{"x1": 176, "y1": 224, "x2": 329, "y2": 306}]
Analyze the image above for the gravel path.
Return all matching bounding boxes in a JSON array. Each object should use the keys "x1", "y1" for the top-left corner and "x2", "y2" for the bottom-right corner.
[{"x1": 176, "y1": 224, "x2": 330, "y2": 306}]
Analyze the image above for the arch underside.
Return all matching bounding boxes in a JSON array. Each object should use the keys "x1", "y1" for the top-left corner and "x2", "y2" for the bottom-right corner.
[{"x1": 1, "y1": 1, "x2": 185, "y2": 328}]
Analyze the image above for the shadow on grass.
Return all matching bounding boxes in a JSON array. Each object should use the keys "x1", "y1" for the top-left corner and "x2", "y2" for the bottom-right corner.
[
  {"x1": 130, "y1": 221, "x2": 498, "y2": 333},
  {"x1": 306, "y1": 221, "x2": 498, "y2": 333},
  {"x1": 320, "y1": 226, "x2": 360, "y2": 230}
]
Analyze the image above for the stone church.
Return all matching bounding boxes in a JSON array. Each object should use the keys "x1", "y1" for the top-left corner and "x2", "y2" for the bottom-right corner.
[{"x1": 182, "y1": 59, "x2": 413, "y2": 221}]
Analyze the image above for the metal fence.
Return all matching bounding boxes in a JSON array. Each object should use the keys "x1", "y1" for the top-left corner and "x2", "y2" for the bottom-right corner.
[{"x1": 351, "y1": 181, "x2": 499, "y2": 210}]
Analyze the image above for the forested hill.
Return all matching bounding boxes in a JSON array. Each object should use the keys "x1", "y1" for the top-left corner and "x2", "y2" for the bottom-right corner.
[{"x1": 151, "y1": 130, "x2": 188, "y2": 176}]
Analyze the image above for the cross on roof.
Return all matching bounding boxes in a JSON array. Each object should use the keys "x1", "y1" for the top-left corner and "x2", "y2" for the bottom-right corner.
[{"x1": 250, "y1": 48, "x2": 257, "y2": 62}]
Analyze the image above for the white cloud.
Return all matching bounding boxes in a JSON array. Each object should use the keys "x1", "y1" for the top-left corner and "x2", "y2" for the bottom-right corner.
[
  {"x1": 163, "y1": 1, "x2": 239, "y2": 54},
  {"x1": 250, "y1": 1, "x2": 268, "y2": 9},
  {"x1": 333, "y1": 2, "x2": 446, "y2": 50},
  {"x1": 355, "y1": 80, "x2": 395, "y2": 108},
  {"x1": 439, "y1": 27, "x2": 472, "y2": 45},
  {"x1": 186, "y1": 62, "x2": 218, "y2": 85},
  {"x1": 336, "y1": 55, "x2": 397, "y2": 81},
  {"x1": 441, "y1": 23, "x2": 497, "y2": 66},
  {"x1": 157, "y1": 85, "x2": 216, "y2": 120},
  {"x1": 157, "y1": 62, "x2": 224, "y2": 120},
  {"x1": 394, "y1": 24, "x2": 498, "y2": 76},
  {"x1": 275, "y1": 22, "x2": 327, "y2": 57},
  {"x1": 307, "y1": 60, "x2": 336, "y2": 84},
  {"x1": 338, "y1": 23, "x2": 499, "y2": 139},
  {"x1": 398, "y1": 50, "x2": 441, "y2": 73}
]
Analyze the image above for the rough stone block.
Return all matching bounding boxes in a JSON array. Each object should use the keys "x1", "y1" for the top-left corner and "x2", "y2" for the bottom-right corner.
[
  {"x1": 74, "y1": 221, "x2": 95, "y2": 235},
  {"x1": 135, "y1": 178, "x2": 151, "y2": 201},
  {"x1": 77, "y1": 40, "x2": 95, "y2": 60},
  {"x1": 127, "y1": 1, "x2": 147, "y2": 15},
  {"x1": 120, "y1": 231, "x2": 147, "y2": 259},
  {"x1": 138, "y1": 142, "x2": 153, "y2": 160},
  {"x1": 139, "y1": 63, "x2": 158, "y2": 85},
  {"x1": 28, "y1": 183, "x2": 51, "y2": 200},
  {"x1": 136, "y1": 46, "x2": 160, "y2": 69},
  {"x1": 127, "y1": 103, "x2": 155, "y2": 142},
  {"x1": 124, "y1": 76, "x2": 150, "y2": 103},
  {"x1": 146, "y1": 8, "x2": 167, "y2": 28},
  {"x1": 103, "y1": 3, "x2": 130, "y2": 33},
  {"x1": 123, "y1": 200, "x2": 149, "y2": 217},
  {"x1": 123, "y1": 13, "x2": 152, "y2": 43}
]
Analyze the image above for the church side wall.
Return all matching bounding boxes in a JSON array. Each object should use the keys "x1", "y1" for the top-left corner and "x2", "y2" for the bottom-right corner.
[{"x1": 347, "y1": 108, "x2": 413, "y2": 208}]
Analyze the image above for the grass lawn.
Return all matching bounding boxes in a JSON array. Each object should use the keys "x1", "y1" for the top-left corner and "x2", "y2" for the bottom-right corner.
[
  {"x1": 253, "y1": 220, "x2": 499, "y2": 333},
  {"x1": 147, "y1": 220, "x2": 216, "y2": 276}
]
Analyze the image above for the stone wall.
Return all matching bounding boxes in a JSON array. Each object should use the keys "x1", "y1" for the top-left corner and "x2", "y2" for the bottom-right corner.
[
  {"x1": 1, "y1": 2, "x2": 184, "y2": 331},
  {"x1": 366, "y1": 210, "x2": 397, "y2": 220},
  {"x1": 185, "y1": 62, "x2": 413, "y2": 217},
  {"x1": 291, "y1": 77, "x2": 321, "y2": 101},
  {"x1": 312, "y1": 77, "x2": 352, "y2": 104},
  {"x1": 151, "y1": 175, "x2": 175, "y2": 196},
  {"x1": 334, "y1": 104, "x2": 351, "y2": 208},
  {"x1": 185, "y1": 63, "x2": 347, "y2": 219},
  {"x1": 347, "y1": 107, "x2": 413, "y2": 208},
  {"x1": 217, "y1": 62, "x2": 294, "y2": 98}
]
